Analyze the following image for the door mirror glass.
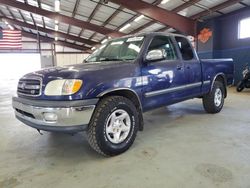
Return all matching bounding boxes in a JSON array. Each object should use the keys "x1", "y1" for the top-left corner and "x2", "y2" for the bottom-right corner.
[{"x1": 146, "y1": 49, "x2": 166, "y2": 62}]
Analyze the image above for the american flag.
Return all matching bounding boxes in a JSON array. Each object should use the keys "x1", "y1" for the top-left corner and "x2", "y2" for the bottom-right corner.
[{"x1": 0, "y1": 30, "x2": 22, "y2": 49}]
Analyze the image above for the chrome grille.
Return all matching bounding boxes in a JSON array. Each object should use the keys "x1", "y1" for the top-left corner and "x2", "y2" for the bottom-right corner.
[{"x1": 17, "y1": 77, "x2": 42, "y2": 97}]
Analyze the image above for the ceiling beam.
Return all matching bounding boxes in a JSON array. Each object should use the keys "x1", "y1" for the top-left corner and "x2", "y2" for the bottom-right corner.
[
  {"x1": 130, "y1": 21, "x2": 155, "y2": 34},
  {"x1": 239, "y1": 2, "x2": 248, "y2": 7},
  {"x1": 78, "y1": 0, "x2": 102, "y2": 40},
  {"x1": 172, "y1": 0, "x2": 201, "y2": 12},
  {"x1": 1, "y1": 16, "x2": 99, "y2": 46},
  {"x1": 23, "y1": 0, "x2": 37, "y2": 26},
  {"x1": 115, "y1": 0, "x2": 162, "y2": 34},
  {"x1": 104, "y1": 6, "x2": 123, "y2": 25},
  {"x1": 0, "y1": 0, "x2": 124, "y2": 38},
  {"x1": 36, "y1": 0, "x2": 46, "y2": 28},
  {"x1": 109, "y1": 0, "x2": 196, "y2": 35},
  {"x1": 191, "y1": 0, "x2": 242, "y2": 20},
  {"x1": 87, "y1": 5, "x2": 123, "y2": 41},
  {"x1": 152, "y1": 0, "x2": 162, "y2": 4},
  {"x1": 67, "y1": 0, "x2": 80, "y2": 35},
  {"x1": 116, "y1": 0, "x2": 160, "y2": 32},
  {"x1": 6, "y1": 6, "x2": 15, "y2": 19},
  {"x1": 130, "y1": 0, "x2": 201, "y2": 34},
  {"x1": 22, "y1": 31, "x2": 89, "y2": 51}
]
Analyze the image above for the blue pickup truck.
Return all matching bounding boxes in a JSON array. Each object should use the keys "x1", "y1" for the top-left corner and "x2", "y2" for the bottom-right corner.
[{"x1": 12, "y1": 32, "x2": 234, "y2": 156}]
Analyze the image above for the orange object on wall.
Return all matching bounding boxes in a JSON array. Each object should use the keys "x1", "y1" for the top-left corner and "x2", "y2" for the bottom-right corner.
[{"x1": 198, "y1": 28, "x2": 213, "y2": 43}]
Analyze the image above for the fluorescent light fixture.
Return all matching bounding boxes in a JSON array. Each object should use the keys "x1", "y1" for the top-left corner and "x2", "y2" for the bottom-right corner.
[
  {"x1": 101, "y1": 38, "x2": 108, "y2": 44},
  {"x1": 55, "y1": 24, "x2": 59, "y2": 31},
  {"x1": 161, "y1": 0, "x2": 170, "y2": 4},
  {"x1": 134, "y1": 15, "x2": 144, "y2": 22},
  {"x1": 100, "y1": 45, "x2": 106, "y2": 49},
  {"x1": 55, "y1": 0, "x2": 60, "y2": 12},
  {"x1": 55, "y1": 36, "x2": 58, "y2": 41},
  {"x1": 91, "y1": 47, "x2": 96, "y2": 50},
  {"x1": 108, "y1": 36, "x2": 112, "y2": 39},
  {"x1": 119, "y1": 23, "x2": 131, "y2": 32},
  {"x1": 55, "y1": 20, "x2": 59, "y2": 24},
  {"x1": 4, "y1": 21, "x2": 9, "y2": 25},
  {"x1": 8, "y1": 25, "x2": 14, "y2": 30}
]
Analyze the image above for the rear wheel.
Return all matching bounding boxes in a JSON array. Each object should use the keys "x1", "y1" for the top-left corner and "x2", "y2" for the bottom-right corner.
[
  {"x1": 87, "y1": 96, "x2": 139, "y2": 156},
  {"x1": 236, "y1": 81, "x2": 244, "y2": 92},
  {"x1": 203, "y1": 81, "x2": 225, "y2": 114}
]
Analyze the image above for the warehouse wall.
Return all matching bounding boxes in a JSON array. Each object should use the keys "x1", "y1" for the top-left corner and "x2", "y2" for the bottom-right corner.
[
  {"x1": 197, "y1": 7, "x2": 250, "y2": 84},
  {"x1": 56, "y1": 53, "x2": 89, "y2": 66}
]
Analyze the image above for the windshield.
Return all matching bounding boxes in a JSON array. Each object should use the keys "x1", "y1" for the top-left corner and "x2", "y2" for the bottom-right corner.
[{"x1": 85, "y1": 36, "x2": 144, "y2": 63}]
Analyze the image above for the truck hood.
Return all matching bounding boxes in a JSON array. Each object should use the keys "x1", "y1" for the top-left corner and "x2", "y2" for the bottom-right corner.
[
  {"x1": 20, "y1": 60, "x2": 141, "y2": 100},
  {"x1": 27, "y1": 61, "x2": 135, "y2": 80}
]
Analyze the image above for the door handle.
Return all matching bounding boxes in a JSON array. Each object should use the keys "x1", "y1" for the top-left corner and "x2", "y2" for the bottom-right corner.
[{"x1": 176, "y1": 65, "x2": 183, "y2": 70}]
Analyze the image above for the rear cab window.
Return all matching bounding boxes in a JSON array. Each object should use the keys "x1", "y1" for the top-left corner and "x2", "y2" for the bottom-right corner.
[{"x1": 175, "y1": 36, "x2": 195, "y2": 61}]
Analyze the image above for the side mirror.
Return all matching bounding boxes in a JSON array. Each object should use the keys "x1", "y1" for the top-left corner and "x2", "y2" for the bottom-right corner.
[{"x1": 146, "y1": 49, "x2": 166, "y2": 62}]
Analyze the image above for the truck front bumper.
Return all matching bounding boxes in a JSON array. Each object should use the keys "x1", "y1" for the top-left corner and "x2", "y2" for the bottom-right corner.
[{"x1": 12, "y1": 97, "x2": 98, "y2": 133}]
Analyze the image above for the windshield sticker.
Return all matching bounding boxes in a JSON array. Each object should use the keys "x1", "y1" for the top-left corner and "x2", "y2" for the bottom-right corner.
[
  {"x1": 111, "y1": 41, "x2": 124, "y2": 45},
  {"x1": 128, "y1": 44, "x2": 140, "y2": 52},
  {"x1": 126, "y1": 36, "x2": 144, "y2": 42}
]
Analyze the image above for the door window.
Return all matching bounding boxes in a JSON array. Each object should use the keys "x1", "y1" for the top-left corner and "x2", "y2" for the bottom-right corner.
[
  {"x1": 148, "y1": 36, "x2": 177, "y2": 60},
  {"x1": 175, "y1": 36, "x2": 194, "y2": 60}
]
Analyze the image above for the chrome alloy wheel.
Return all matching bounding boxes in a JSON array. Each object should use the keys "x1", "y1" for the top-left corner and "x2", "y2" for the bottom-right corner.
[
  {"x1": 105, "y1": 109, "x2": 131, "y2": 144},
  {"x1": 214, "y1": 88, "x2": 222, "y2": 107}
]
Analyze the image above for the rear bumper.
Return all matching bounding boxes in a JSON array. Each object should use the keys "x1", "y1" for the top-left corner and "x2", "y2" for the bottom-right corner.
[{"x1": 12, "y1": 97, "x2": 98, "y2": 133}]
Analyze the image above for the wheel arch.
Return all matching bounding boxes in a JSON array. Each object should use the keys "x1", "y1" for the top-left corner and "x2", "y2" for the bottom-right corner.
[
  {"x1": 97, "y1": 88, "x2": 144, "y2": 131},
  {"x1": 211, "y1": 73, "x2": 227, "y2": 98}
]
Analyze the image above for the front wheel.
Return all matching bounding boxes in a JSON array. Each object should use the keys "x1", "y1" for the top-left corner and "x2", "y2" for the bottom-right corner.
[
  {"x1": 87, "y1": 96, "x2": 139, "y2": 156},
  {"x1": 203, "y1": 81, "x2": 225, "y2": 114},
  {"x1": 236, "y1": 81, "x2": 244, "y2": 92}
]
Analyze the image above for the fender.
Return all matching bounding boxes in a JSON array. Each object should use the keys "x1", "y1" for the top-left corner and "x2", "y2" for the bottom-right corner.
[
  {"x1": 97, "y1": 87, "x2": 144, "y2": 131},
  {"x1": 211, "y1": 73, "x2": 227, "y2": 97}
]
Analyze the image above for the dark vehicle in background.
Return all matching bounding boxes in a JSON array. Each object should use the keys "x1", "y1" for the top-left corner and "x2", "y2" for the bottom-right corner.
[
  {"x1": 236, "y1": 64, "x2": 250, "y2": 92},
  {"x1": 12, "y1": 32, "x2": 234, "y2": 156}
]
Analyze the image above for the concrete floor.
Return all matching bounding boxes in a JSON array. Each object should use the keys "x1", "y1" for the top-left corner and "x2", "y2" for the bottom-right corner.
[{"x1": 1, "y1": 82, "x2": 250, "y2": 188}]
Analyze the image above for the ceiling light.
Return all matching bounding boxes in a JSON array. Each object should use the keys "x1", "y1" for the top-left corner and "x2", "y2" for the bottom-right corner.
[
  {"x1": 101, "y1": 38, "x2": 108, "y2": 44},
  {"x1": 55, "y1": 24, "x2": 59, "y2": 31},
  {"x1": 134, "y1": 15, "x2": 144, "y2": 22},
  {"x1": 55, "y1": 0, "x2": 60, "y2": 12},
  {"x1": 8, "y1": 25, "x2": 14, "y2": 30},
  {"x1": 55, "y1": 20, "x2": 59, "y2": 24},
  {"x1": 119, "y1": 23, "x2": 131, "y2": 32},
  {"x1": 161, "y1": 0, "x2": 170, "y2": 4},
  {"x1": 55, "y1": 36, "x2": 58, "y2": 41},
  {"x1": 4, "y1": 21, "x2": 9, "y2": 25},
  {"x1": 91, "y1": 47, "x2": 96, "y2": 50}
]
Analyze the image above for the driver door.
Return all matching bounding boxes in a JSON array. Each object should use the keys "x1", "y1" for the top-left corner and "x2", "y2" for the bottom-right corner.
[{"x1": 141, "y1": 35, "x2": 186, "y2": 111}]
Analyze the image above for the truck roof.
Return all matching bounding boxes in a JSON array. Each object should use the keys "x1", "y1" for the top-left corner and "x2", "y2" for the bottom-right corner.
[{"x1": 111, "y1": 32, "x2": 188, "y2": 41}]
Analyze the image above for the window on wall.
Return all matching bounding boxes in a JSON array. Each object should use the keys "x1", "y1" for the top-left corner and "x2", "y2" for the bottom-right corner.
[{"x1": 239, "y1": 17, "x2": 250, "y2": 39}]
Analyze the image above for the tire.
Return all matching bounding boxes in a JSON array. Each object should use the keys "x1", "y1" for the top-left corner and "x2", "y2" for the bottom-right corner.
[
  {"x1": 203, "y1": 81, "x2": 225, "y2": 114},
  {"x1": 236, "y1": 81, "x2": 244, "y2": 92},
  {"x1": 87, "y1": 96, "x2": 139, "y2": 156}
]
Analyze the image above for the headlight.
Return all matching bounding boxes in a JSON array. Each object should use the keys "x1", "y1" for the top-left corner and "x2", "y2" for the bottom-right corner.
[{"x1": 45, "y1": 79, "x2": 82, "y2": 96}]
